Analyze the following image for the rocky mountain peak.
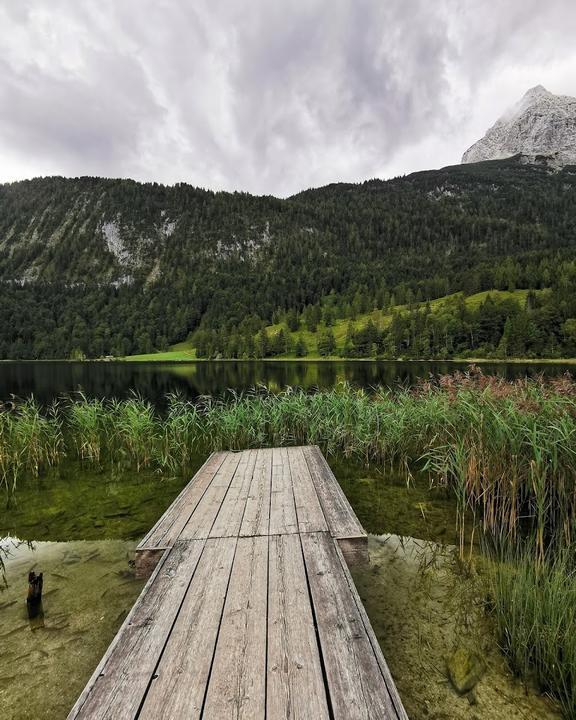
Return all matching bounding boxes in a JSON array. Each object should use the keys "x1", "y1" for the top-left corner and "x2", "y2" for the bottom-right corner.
[{"x1": 462, "y1": 86, "x2": 576, "y2": 167}]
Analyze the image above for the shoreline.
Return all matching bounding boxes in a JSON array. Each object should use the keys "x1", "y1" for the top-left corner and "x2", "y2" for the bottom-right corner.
[{"x1": 1, "y1": 357, "x2": 576, "y2": 365}]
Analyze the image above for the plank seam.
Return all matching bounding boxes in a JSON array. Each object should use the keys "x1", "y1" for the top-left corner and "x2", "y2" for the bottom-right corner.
[
  {"x1": 297, "y1": 532, "x2": 336, "y2": 720},
  {"x1": 333, "y1": 540, "x2": 408, "y2": 720},
  {"x1": 139, "y1": 451, "x2": 227, "y2": 549}
]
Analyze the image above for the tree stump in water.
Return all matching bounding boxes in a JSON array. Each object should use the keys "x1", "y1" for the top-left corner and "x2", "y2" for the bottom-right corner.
[{"x1": 27, "y1": 571, "x2": 43, "y2": 621}]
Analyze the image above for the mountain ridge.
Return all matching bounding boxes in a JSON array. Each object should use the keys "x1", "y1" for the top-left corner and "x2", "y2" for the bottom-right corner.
[
  {"x1": 1, "y1": 156, "x2": 576, "y2": 359},
  {"x1": 462, "y1": 85, "x2": 576, "y2": 167}
]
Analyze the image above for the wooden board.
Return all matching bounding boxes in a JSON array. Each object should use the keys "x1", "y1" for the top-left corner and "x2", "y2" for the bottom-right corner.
[
  {"x1": 240, "y1": 448, "x2": 273, "y2": 537},
  {"x1": 301, "y1": 532, "x2": 400, "y2": 719},
  {"x1": 202, "y1": 536, "x2": 268, "y2": 719},
  {"x1": 138, "y1": 537, "x2": 237, "y2": 719},
  {"x1": 137, "y1": 452, "x2": 226, "y2": 549},
  {"x1": 178, "y1": 452, "x2": 241, "y2": 540},
  {"x1": 269, "y1": 446, "x2": 299, "y2": 535},
  {"x1": 267, "y1": 533, "x2": 330, "y2": 719},
  {"x1": 209, "y1": 448, "x2": 257, "y2": 538},
  {"x1": 288, "y1": 446, "x2": 328, "y2": 534},
  {"x1": 68, "y1": 540, "x2": 206, "y2": 720},
  {"x1": 302, "y1": 445, "x2": 365, "y2": 539}
]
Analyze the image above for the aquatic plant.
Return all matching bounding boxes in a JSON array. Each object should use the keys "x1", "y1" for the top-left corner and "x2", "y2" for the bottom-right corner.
[
  {"x1": 0, "y1": 398, "x2": 63, "y2": 492},
  {"x1": 489, "y1": 549, "x2": 576, "y2": 718}
]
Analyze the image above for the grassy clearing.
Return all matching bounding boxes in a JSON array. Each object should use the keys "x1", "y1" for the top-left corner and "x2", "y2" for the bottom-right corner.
[{"x1": 124, "y1": 288, "x2": 536, "y2": 360}]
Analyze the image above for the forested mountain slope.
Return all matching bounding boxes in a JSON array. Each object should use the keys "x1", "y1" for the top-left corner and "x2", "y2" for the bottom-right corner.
[{"x1": 1, "y1": 156, "x2": 576, "y2": 359}]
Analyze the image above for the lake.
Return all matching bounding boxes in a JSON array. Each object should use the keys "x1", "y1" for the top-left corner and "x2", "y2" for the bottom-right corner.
[
  {"x1": 0, "y1": 359, "x2": 573, "y2": 404},
  {"x1": 0, "y1": 360, "x2": 564, "y2": 719}
]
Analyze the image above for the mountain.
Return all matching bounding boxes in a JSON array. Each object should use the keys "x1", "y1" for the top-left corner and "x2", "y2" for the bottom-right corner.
[
  {"x1": 1, "y1": 157, "x2": 576, "y2": 359},
  {"x1": 462, "y1": 85, "x2": 576, "y2": 167}
]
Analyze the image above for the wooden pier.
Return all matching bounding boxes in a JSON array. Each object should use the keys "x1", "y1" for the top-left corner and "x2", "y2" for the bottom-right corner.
[{"x1": 68, "y1": 446, "x2": 408, "y2": 720}]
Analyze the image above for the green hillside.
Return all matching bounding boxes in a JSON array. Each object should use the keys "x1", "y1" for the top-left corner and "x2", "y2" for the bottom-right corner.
[
  {"x1": 127, "y1": 289, "x2": 546, "y2": 361},
  {"x1": 3, "y1": 157, "x2": 576, "y2": 359}
]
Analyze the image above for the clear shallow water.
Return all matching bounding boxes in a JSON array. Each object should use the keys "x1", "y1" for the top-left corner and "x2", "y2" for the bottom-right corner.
[
  {"x1": 0, "y1": 456, "x2": 561, "y2": 719},
  {"x1": 0, "y1": 359, "x2": 574, "y2": 404},
  {"x1": 0, "y1": 539, "x2": 144, "y2": 720}
]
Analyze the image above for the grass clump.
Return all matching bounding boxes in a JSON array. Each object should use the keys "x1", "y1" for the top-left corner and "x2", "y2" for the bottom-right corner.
[{"x1": 489, "y1": 550, "x2": 576, "y2": 717}]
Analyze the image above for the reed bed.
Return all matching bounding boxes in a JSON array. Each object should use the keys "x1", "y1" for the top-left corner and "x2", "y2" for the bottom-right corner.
[{"x1": 1, "y1": 372, "x2": 576, "y2": 554}]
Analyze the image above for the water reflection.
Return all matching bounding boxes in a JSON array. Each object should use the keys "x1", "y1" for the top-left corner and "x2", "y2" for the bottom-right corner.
[{"x1": 0, "y1": 359, "x2": 573, "y2": 405}]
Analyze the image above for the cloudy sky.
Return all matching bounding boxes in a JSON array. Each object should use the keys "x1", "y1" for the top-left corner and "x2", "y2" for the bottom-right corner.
[{"x1": 1, "y1": 0, "x2": 576, "y2": 196}]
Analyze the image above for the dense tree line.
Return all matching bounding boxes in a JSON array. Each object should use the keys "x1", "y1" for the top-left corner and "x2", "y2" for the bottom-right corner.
[{"x1": 1, "y1": 156, "x2": 576, "y2": 359}]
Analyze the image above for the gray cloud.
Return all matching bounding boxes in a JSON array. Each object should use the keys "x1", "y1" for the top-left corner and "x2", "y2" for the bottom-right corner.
[{"x1": 0, "y1": 0, "x2": 575, "y2": 195}]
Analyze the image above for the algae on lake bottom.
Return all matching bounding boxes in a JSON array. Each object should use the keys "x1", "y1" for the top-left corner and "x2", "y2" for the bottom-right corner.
[
  {"x1": 0, "y1": 538, "x2": 144, "y2": 720},
  {"x1": 351, "y1": 535, "x2": 560, "y2": 720}
]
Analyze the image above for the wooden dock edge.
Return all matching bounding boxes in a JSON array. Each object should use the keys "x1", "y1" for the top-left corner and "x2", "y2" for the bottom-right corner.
[{"x1": 336, "y1": 534, "x2": 369, "y2": 565}]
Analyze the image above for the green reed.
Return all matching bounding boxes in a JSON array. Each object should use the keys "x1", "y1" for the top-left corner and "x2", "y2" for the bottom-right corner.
[
  {"x1": 0, "y1": 398, "x2": 63, "y2": 492},
  {"x1": 489, "y1": 548, "x2": 576, "y2": 718}
]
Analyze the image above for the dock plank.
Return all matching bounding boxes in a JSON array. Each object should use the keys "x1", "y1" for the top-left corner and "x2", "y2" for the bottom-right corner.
[
  {"x1": 301, "y1": 532, "x2": 400, "y2": 719},
  {"x1": 302, "y1": 445, "x2": 365, "y2": 539},
  {"x1": 68, "y1": 540, "x2": 205, "y2": 720},
  {"x1": 203, "y1": 535, "x2": 268, "y2": 720},
  {"x1": 138, "y1": 451, "x2": 226, "y2": 549},
  {"x1": 240, "y1": 448, "x2": 273, "y2": 537},
  {"x1": 333, "y1": 540, "x2": 409, "y2": 720},
  {"x1": 179, "y1": 452, "x2": 242, "y2": 539},
  {"x1": 138, "y1": 537, "x2": 237, "y2": 720},
  {"x1": 288, "y1": 447, "x2": 328, "y2": 534},
  {"x1": 210, "y1": 448, "x2": 257, "y2": 538},
  {"x1": 267, "y1": 533, "x2": 330, "y2": 720},
  {"x1": 269, "y1": 447, "x2": 298, "y2": 535}
]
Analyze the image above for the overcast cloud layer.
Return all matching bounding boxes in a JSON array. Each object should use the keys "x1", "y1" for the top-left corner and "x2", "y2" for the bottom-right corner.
[{"x1": 1, "y1": 0, "x2": 576, "y2": 196}]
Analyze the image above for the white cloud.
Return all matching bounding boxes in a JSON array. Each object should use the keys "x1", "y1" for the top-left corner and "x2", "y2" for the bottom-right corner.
[{"x1": 0, "y1": 0, "x2": 575, "y2": 195}]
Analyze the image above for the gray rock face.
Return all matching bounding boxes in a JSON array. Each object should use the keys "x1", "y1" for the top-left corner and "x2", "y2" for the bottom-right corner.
[{"x1": 462, "y1": 85, "x2": 576, "y2": 167}]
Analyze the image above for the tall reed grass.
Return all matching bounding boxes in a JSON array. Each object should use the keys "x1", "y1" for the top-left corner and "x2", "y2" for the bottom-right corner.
[
  {"x1": 1, "y1": 372, "x2": 576, "y2": 556},
  {"x1": 489, "y1": 548, "x2": 576, "y2": 717}
]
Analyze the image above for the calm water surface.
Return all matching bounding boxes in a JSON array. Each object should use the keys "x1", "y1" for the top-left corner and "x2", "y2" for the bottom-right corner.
[
  {"x1": 0, "y1": 359, "x2": 563, "y2": 718},
  {"x1": 0, "y1": 359, "x2": 573, "y2": 404}
]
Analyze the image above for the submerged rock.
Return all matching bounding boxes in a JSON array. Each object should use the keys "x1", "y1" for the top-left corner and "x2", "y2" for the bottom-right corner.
[{"x1": 447, "y1": 647, "x2": 486, "y2": 694}]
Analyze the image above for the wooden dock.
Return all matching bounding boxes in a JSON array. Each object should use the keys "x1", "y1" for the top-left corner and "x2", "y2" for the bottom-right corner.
[{"x1": 68, "y1": 446, "x2": 408, "y2": 720}]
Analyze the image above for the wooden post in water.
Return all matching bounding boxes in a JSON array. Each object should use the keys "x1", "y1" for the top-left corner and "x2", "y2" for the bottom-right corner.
[{"x1": 27, "y1": 571, "x2": 43, "y2": 621}]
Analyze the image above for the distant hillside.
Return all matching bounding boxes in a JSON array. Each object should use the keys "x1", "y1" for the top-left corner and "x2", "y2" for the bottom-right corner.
[
  {"x1": 2, "y1": 157, "x2": 576, "y2": 359},
  {"x1": 129, "y1": 289, "x2": 562, "y2": 361}
]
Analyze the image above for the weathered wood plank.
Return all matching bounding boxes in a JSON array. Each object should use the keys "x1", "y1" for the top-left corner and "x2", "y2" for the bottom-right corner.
[
  {"x1": 67, "y1": 540, "x2": 205, "y2": 720},
  {"x1": 333, "y1": 539, "x2": 409, "y2": 720},
  {"x1": 301, "y1": 532, "x2": 399, "y2": 720},
  {"x1": 302, "y1": 445, "x2": 365, "y2": 539},
  {"x1": 210, "y1": 449, "x2": 257, "y2": 538},
  {"x1": 302, "y1": 446, "x2": 368, "y2": 563},
  {"x1": 267, "y1": 534, "x2": 330, "y2": 720},
  {"x1": 202, "y1": 535, "x2": 268, "y2": 720},
  {"x1": 269, "y1": 446, "x2": 299, "y2": 536},
  {"x1": 239, "y1": 448, "x2": 273, "y2": 537},
  {"x1": 288, "y1": 447, "x2": 328, "y2": 534},
  {"x1": 137, "y1": 451, "x2": 226, "y2": 549},
  {"x1": 138, "y1": 536, "x2": 237, "y2": 720},
  {"x1": 178, "y1": 452, "x2": 242, "y2": 540}
]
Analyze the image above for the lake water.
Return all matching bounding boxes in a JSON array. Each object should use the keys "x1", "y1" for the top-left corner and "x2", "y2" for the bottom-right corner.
[
  {"x1": 0, "y1": 359, "x2": 573, "y2": 404},
  {"x1": 0, "y1": 360, "x2": 563, "y2": 718}
]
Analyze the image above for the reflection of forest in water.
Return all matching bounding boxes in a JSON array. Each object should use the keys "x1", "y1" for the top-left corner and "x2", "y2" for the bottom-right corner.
[{"x1": 0, "y1": 359, "x2": 573, "y2": 406}]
